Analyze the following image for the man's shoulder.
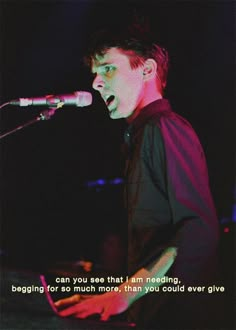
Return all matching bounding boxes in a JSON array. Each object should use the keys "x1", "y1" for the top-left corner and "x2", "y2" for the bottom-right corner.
[
  {"x1": 137, "y1": 99, "x2": 198, "y2": 142},
  {"x1": 143, "y1": 106, "x2": 201, "y2": 148},
  {"x1": 148, "y1": 107, "x2": 194, "y2": 133}
]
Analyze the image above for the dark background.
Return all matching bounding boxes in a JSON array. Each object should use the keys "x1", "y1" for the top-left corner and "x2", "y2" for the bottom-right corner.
[{"x1": 0, "y1": 0, "x2": 235, "y2": 268}]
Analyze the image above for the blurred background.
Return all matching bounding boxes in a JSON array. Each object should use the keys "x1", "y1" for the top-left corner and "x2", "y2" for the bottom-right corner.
[{"x1": 0, "y1": 1, "x2": 235, "y2": 278}]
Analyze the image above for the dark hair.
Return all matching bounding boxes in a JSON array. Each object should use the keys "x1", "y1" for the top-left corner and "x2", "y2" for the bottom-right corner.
[{"x1": 84, "y1": 26, "x2": 169, "y2": 92}]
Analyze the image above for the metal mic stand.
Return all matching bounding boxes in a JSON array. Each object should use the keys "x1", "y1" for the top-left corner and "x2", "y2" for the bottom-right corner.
[{"x1": 0, "y1": 107, "x2": 58, "y2": 140}]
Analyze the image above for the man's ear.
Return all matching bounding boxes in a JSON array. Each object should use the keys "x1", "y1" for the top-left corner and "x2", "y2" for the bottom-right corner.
[{"x1": 142, "y1": 59, "x2": 157, "y2": 80}]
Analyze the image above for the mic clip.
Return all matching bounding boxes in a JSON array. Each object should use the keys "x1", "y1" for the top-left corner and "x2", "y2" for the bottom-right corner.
[
  {"x1": 39, "y1": 108, "x2": 57, "y2": 121},
  {"x1": 39, "y1": 102, "x2": 64, "y2": 120}
]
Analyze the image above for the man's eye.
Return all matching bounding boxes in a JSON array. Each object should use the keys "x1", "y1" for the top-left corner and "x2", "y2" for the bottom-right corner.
[
  {"x1": 104, "y1": 66, "x2": 115, "y2": 74},
  {"x1": 105, "y1": 66, "x2": 112, "y2": 72}
]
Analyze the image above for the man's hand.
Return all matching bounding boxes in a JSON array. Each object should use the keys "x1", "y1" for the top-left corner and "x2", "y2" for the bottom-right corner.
[
  {"x1": 54, "y1": 291, "x2": 129, "y2": 321},
  {"x1": 54, "y1": 247, "x2": 177, "y2": 321}
]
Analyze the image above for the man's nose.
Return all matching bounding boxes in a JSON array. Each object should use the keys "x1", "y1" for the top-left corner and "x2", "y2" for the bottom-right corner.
[{"x1": 92, "y1": 75, "x2": 105, "y2": 91}]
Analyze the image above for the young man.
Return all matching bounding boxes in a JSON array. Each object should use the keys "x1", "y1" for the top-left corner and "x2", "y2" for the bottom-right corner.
[{"x1": 55, "y1": 29, "x2": 220, "y2": 329}]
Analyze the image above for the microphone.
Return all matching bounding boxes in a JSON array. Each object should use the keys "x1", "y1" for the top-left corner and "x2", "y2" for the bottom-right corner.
[{"x1": 9, "y1": 91, "x2": 92, "y2": 107}]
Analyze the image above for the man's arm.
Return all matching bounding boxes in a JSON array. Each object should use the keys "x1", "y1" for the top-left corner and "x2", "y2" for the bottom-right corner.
[
  {"x1": 119, "y1": 246, "x2": 177, "y2": 305},
  {"x1": 54, "y1": 246, "x2": 177, "y2": 320}
]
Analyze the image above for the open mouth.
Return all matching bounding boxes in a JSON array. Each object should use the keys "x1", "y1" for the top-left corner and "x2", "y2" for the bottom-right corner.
[{"x1": 105, "y1": 95, "x2": 115, "y2": 107}]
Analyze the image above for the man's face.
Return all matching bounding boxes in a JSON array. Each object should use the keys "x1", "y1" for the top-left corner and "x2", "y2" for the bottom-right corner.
[{"x1": 91, "y1": 48, "x2": 145, "y2": 120}]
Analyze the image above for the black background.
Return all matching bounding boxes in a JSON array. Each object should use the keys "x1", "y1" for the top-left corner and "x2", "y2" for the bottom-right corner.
[{"x1": 1, "y1": 0, "x2": 235, "y2": 265}]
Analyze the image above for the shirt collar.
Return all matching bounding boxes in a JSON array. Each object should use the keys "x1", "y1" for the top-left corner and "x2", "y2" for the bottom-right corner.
[
  {"x1": 128, "y1": 98, "x2": 171, "y2": 130},
  {"x1": 124, "y1": 98, "x2": 172, "y2": 146}
]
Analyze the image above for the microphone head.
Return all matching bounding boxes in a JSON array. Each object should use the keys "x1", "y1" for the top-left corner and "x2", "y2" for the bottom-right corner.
[{"x1": 74, "y1": 91, "x2": 92, "y2": 107}]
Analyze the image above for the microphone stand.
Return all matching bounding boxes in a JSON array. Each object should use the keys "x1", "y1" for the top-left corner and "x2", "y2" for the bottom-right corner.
[{"x1": 0, "y1": 107, "x2": 58, "y2": 140}]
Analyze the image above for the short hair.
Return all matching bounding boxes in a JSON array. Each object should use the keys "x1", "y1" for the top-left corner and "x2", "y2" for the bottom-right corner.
[{"x1": 84, "y1": 28, "x2": 169, "y2": 93}]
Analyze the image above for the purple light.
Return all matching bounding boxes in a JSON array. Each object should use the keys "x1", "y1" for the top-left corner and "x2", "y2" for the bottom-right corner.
[
  {"x1": 232, "y1": 204, "x2": 236, "y2": 222},
  {"x1": 86, "y1": 177, "x2": 123, "y2": 188},
  {"x1": 96, "y1": 179, "x2": 106, "y2": 185},
  {"x1": 86, "y1": 181, "x2": 97, "y2": 188},
  {"x1": 110, "y1": 178, "x2": 124, "y2": 185}
]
